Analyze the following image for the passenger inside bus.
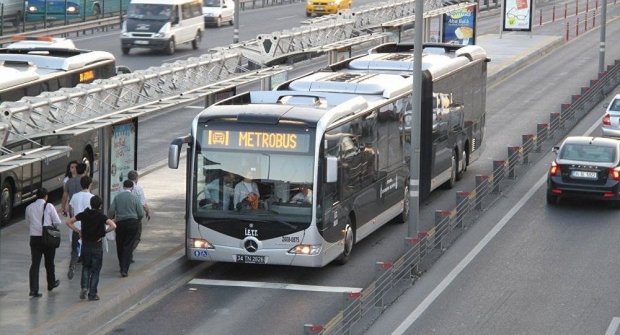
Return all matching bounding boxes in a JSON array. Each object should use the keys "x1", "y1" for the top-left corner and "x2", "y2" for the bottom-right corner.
[
  {"x1": 290, "y1": 186, "x2": 312, "y2": 205},
  {"x1": 203, "y1": 172, "x2": 235, "y2": 210},
  {"x1": 234, "y1": 168, "x2": 260, "y2": 210}
]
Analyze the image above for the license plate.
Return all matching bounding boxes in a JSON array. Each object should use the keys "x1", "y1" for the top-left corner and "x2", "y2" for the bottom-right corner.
[
  {"x1": 235, "y1": 255, "x2": 266, "y2": 264},
  {"x1": 315, "y1": 6, "x2": 324, "y2": 10},
  {"x1": 135, "y1": 40, "x2": 149, "y2": 45},
  {"x1": 571, "y1": 170, "x2": 597, "y2": 179}
]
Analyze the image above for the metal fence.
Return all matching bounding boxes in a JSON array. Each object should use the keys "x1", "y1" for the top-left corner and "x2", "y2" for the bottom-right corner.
[{"x1": 302, "y1": 58, "x2": 620, "y2": 335}]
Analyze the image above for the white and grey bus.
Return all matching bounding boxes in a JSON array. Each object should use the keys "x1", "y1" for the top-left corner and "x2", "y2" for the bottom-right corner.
[
  {"x1": 0, "y1": 40, "x2": 125, "y2": 225},
  {"x1": 168, "y1": 43, "x2": 489, "y2": 267}
]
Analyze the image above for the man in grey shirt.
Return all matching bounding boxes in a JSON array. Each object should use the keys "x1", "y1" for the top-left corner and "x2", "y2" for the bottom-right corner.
[{"x1": 108, "y1": 180, "x2": 143, "y2": 277}]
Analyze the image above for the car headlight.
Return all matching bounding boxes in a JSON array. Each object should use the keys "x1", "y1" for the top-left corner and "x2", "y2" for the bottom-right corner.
[
  {"x1": 27, "y1": 6, "x2": 38, "y2": 12},
  {"x1": 66, "y1": 6, "x2": 78, "y2": 13},
  {"x1": 307, "y1": 1, "x2": 313, "y2": 5}
]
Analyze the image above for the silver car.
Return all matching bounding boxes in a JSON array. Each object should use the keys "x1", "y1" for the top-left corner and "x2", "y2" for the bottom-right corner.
[{"x1": 602, "y1": 94, "x2": 620, "y2": 137}]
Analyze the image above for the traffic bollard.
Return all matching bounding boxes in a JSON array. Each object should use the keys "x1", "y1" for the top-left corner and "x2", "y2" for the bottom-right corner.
[
  {"x1": 475, "y1": 175, "x2": 489, "y2": 211},
  {"x1": 507, "y1": 146, "x2": 520, "y2": 179},
  {"x1": 536, "y1": 124, "x2": 549, "y2": 152},
  {"x1": 522, "y1": 134, "x2": 535, "y2": 165},
  {"x1": 549, "y1": 112, "x2": 561, "y2": 137},
  {"x1": 434, "y1": 210, "x2": 451, "y2": 249},
  {"x1": 455, "y1": 191, "x2": 470, "y2": 228},
  {"x1": 492, "y1": 160, "x2": 506, "y2": 194}
]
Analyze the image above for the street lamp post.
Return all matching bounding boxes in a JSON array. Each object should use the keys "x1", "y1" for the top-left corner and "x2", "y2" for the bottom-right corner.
[
  {"x1": 599, "y1": 0, "x2": 607, "y2": 74},
  {"x1": 233, "y1": 0, "x2": 239, "y2": 43}
]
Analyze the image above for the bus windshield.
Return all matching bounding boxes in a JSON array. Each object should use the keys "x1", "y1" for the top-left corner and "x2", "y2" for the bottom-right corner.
[{"x1": 194, "y1": 127, "x2": 315, "y2": 223}]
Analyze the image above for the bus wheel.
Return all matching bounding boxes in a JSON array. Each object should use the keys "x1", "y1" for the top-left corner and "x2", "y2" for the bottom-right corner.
[
  {"x1": 456, "y1": 147, "x2": 467, "y2": 181},
  {"x1": 335, "y1": 218, "x2": 354, "y2": 265},
  {"x1": 443, "y1": 151, "x2": 457, "y2": 189},
  {"x1": 0, "y1": 181, "x2": 13, "y2": 226},
  {"x1": 121, "y1": 47, "x2": 130, "y2": 55},
  {"x1": 165, "y1": 39, "x2": 175, "y2": 55},
  {"x1": 191, "y1": 31, "x2": 201, "y2": 50}
]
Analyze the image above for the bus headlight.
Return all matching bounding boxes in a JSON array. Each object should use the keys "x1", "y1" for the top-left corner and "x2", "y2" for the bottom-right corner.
[
  {"x1": 192, "y1": 238, "x2": 214, "y2": 249},
  {"x1": 288, "y1": 244, "x2": 321, "y2": 255}
]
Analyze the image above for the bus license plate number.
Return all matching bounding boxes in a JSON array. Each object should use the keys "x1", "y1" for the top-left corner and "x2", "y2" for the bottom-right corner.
[
  {"x1": 571, "y1": 170, "x2": 597, "y2": 179},
  {"x1": 236, "y1": 255, "x2": 266, "y2": 264},
  {"x1": 135, "y1": 40, "x2": 149, "y2": 45}
]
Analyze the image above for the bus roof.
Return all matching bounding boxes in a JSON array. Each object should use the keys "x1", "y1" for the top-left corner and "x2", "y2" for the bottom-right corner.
[
  {"x1": 0, "y1": 48, "x2": 115, "y2": 71},
  {"x1": 0, "y1": 66, "x2": 39, "y2": 90}
]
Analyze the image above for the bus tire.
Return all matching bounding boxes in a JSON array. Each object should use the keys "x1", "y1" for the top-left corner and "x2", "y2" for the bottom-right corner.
[
  {"x1": 456, "y1": 146, "x2": 467, "y2": 181},
  {"x1": 0, "y1": 180, "x2": 13, "y2": 226},
  {"x1": 191, "y1": 31, "x2": 201, "y2": 50},
  {"x1": 121, "y1": 47, "x2": 130, "y2": 55},
  {"x1": 443, "y1": 151, "x2": 457, "y2": 189},
  {"x1": 395, "y1": 181, "x2": 408, "y2": 224},
  {"x1": 165, "y1": 39, "x2": 175, "y2": 55},
  {"x1": 335, "y1": 216, "x2": 355, "y2": 265}
]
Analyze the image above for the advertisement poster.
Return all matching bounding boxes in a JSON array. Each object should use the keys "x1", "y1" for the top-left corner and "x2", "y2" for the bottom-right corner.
[
  {"x1": 428, "y1": 16, "x2": 441, "y2": 43},
  {"x1": 502, "y1": 0, "x2": 532, "y2": 31},
  {"x1": 109, "y1": 120, "x2": 137, "y2": 204},
  {"x1": 442, "y1": 5, "x2": 476, "y2": 45}
]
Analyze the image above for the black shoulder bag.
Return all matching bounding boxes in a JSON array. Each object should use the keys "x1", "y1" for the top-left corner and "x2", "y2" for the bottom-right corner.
[{"x1": 41, "y1": 202, "x2": 61, "y2": 248}]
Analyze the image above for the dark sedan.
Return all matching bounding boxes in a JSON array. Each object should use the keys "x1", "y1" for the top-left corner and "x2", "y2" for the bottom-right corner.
[{"x1": 547, "y1": 136, "x2": 620, "y2": 205}]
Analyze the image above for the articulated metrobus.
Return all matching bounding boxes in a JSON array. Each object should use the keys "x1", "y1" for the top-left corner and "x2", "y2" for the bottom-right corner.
[
  {"x1": 0, "y1": 40, "x2": 124, "y2": 225},
  {"x1": 168, "y1": 43, "x2": 488, "y2": 267}
]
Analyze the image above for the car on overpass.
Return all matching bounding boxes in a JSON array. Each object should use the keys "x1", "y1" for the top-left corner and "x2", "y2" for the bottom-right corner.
[
  {"x1": 305, "y1": 0, "x2": 351, "y2": 17},
  {"x1": 547, "y1": 136, "x2": 620, "y2": 205}
]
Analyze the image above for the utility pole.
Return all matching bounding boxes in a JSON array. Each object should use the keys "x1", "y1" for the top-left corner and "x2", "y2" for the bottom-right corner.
[
  {"x1": 599, "y1": 0, "x2": 607, "y2": 74},
  {"x1": 233, "y1": 0, "x2": 240, "y2": 44},
  {"x1": 408, "y1": 0, "x2": 424, "y2": 237}
]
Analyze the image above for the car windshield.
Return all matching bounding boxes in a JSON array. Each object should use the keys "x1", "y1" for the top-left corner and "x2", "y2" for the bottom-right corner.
[
  {"x1": 559, "y1": 143, "x2": 616, "y2": 163},
  {"x1": 203, "y1": 0, "x2": 220, "y2": 7},
  {"x1": 127, "y1": 4, "x2": 173, "y2": 20}
]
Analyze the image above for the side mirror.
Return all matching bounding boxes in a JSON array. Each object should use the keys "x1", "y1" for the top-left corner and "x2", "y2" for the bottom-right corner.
[
  {"x1": 326, "y1": 156, "x2": 338, "y2": 183},
  {"x1": 551, "y1": 146, "x2": 559, "y2": 154},
  {"x1": 169, "y1": 135, "x2": 191, "y2": 169},
  {"x1": 173, "y1": 17, "x2": 179, "y2": 24}
]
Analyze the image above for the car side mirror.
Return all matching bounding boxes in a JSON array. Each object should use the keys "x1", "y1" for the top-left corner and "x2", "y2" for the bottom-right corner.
[{"x1": 552, "y1": 146, "x2": 559, "y2": 154}]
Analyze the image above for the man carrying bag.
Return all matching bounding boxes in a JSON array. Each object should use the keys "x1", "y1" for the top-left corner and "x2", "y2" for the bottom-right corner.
[{"x1": 26, "y1": 188, "x2": 62, "y2": 298}]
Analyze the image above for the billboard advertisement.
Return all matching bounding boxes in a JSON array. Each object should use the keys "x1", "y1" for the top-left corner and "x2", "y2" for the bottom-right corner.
[
  {"x1": 108, "y1": 119, "x2": 137, "y2": 204},
  {"x1": 442, "y1": 4, "x2": 476, "y2": 45},
  {"x1": 502, "y1": 0, "x2": 533, "y2": 31}
]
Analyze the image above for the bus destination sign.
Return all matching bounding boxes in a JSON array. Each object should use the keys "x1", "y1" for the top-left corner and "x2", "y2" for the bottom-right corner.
[{"x1": 206, "y1": 130, "x2": 310, "y2": 153}]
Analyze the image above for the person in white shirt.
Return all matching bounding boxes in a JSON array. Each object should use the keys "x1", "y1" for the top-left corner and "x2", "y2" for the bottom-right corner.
[
  {"x1": 26, "y1": 188, "x2": 62, "y2": 297},
  {"x1": 290, "y1": 186, "x2": 313, "y2": 205},
  {"x1": 205, "y1": 172, "x2": 235, "y2": 210},
  {"x1": 233, "y1": 169, "x2": 260, "y2": 210}
]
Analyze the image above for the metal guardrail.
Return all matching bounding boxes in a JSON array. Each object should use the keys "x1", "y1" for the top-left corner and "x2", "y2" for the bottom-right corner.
[{"x1": 302, "y1": 58, "x2": 620, "y2": 335}]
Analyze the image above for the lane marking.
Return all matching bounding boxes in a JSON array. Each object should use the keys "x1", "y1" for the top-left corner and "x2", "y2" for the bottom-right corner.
[
  {"x1": 186, "y1": 105, "x2": 204, "y2": 109},
  {"x1": 605, "y1": 317, "x2": 620, "y2": 335},
  {"x1": 188, "y1": 278, "x2": 362, "y2": 293},
  {"x1": 277, "y1": 15, "x2": 297, "y2": 20},
  {"x1": 391, "y1": 120, "x2": 602, "y2": 335}
]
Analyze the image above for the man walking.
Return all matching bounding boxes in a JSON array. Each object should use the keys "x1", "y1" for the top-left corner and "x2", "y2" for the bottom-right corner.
[
  {"x1": 108, "y1": 180, "x2": 143, "y2": 277},
  {"x1": 127, "y1": 170, "x2": 150, "y2": 261},
  {"x1": 66, "y1": 195, "x2": 116, "y2": 301},
  {"x1": 26, "y1": 188, "x2": 62, "y2": 297},
  {"x1": 62, "y1": 162, "x2": 87, "y2": 280}
]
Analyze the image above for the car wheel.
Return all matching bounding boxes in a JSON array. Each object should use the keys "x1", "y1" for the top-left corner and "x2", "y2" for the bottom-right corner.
[
  {"x1": 0, "y1": 180, "x2": 13, "y2": 226},
  {"x1": 121, "y1": 47, "x2": 130, "y2": 55},
  {"x1": 165, "y1": 38, "x2": 175, "y2": 55},
  {"x1": 546, "y1": 192, "x2": 559, "y2": 205},
  {"x1": 306, "y1": 12, "x2": 311, "y2": 17},
  {"x1": 335, "y1": 217, "x2": 354, "y2": 265},
  {"x1": 191, "y1": 31, "x2": 201, "y2": 50}
]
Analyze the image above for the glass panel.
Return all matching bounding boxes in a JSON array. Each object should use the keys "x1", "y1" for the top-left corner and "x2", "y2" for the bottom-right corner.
[{"x1": 560, "y1": 143, "x2": 616, "y2": 163}]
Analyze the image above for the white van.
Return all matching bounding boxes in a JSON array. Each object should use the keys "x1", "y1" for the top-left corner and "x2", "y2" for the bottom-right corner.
[
  {"x1": 202, "y1": 0, "x2": 234, "y2": 27},
  {"x1": 121, "y1": 0, "x2": 203, "y2": 55}
]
